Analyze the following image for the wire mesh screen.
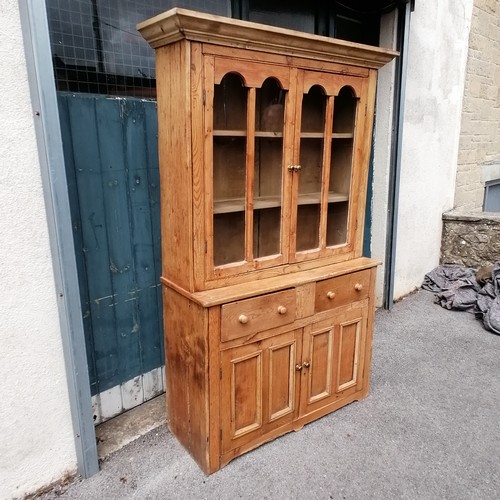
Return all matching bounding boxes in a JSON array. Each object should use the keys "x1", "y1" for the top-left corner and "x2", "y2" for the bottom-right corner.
[
  {"x1": 46, "y1": 1, "x2": 386, "y2": 97},
  {"x1": 46, "y1": 0, "x2": 231, "y2": 96}
]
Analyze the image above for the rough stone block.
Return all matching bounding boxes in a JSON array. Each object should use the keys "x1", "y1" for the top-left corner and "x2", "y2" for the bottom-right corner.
[{"x1": 441, "y1": 210, "x2": 500, "y2": 267}]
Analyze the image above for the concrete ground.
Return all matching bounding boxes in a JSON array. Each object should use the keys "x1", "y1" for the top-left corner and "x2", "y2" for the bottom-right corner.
[{"x1": 42, "y1": 290, "x2": 500, "y2": 499}]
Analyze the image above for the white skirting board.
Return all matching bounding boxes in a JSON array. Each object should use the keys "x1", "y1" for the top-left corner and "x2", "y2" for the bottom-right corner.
[{"x1": 91, "y1": 366, "x2": 166, "y2": 425}]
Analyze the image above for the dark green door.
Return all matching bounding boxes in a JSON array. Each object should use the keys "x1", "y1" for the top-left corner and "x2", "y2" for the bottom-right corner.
[{"x1": 58, "y1": 93, "x2": 164, "y2": 423}]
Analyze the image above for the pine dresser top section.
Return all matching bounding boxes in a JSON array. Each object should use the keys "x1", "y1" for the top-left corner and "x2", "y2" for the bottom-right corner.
[{"x1": 137, "y1": 8, "x2": 398, "y2": 69}]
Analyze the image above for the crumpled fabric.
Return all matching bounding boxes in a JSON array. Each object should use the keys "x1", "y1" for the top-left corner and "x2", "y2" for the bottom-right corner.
[
  {"x1": 423, "y1": 262, "x2": 500, "y2": 335},
  {"x1": 481, "y1": 263, "x2": 500, "y2": 335}
]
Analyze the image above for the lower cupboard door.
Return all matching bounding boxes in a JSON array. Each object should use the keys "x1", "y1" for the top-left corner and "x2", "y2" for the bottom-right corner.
[
  {"x1": 299, "y1": 305, "x2": 367, "y2": 417},
  {"x1": 220, "y1": 329, "x2": 302, "y2": 454}
]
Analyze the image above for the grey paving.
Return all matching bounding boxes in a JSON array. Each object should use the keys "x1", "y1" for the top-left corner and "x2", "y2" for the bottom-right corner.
[{"x1": 44, "y1": 291, "x2": 500, "y2": 500}]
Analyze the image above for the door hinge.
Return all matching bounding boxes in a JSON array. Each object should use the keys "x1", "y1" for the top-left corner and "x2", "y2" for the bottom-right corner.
[
  {"x1": 220, "y1": 429, "x2": 222, "y2": 442},
  {"x1": 219, "y1": 367, "x2": 222, "y2": 380},
  {"x1": 202, "y1": 89, "x2": 206, "y2": 106},
  {"x1": 205, "y1": 240, "x2": 208, "y2": 254}
]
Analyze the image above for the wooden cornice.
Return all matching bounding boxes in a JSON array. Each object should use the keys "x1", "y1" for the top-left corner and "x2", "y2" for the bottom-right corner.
[{"x1": 137, "y1": 8, "x2": 398, "y2": 69}]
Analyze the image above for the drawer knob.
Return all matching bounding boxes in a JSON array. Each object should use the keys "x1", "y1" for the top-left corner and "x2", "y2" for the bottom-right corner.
[
  {"x1": 238, "y1": 314, "x2": 249, "y2": 324},
  {"x1": 327, "y1": 291, "x2": 336, "y2": 300},
  {"x1": 295, "y1": 364, "x2": 303, "y2": 371},
  {"x1": 354, "y1": 283, "x2": 363, "y2": 291},
  {"x1": 277, "y1": 305, "x2": 287, "y2": 315},
  {"x1": 303, "y1": 361, "x2": 310, "y2": 368}
]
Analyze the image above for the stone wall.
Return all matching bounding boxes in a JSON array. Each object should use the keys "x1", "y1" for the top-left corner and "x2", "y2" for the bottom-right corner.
[
  {"x1": 441, "y1": 210, "x2": 500, "y2": 267},
  {"x1": 454, "y1": 0, "x2": 500, "y2": 210}
]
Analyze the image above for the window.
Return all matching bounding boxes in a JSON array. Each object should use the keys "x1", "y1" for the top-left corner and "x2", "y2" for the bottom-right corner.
[
  {"x1": 484, "y1": 179, "x2": 500, "y2": 212},
  {"x1": 46, "y1": 0, "x2": 386, "y2": 97},
  {"x1": 47, "y1": 0, "x2": 230, "y2": 96}
]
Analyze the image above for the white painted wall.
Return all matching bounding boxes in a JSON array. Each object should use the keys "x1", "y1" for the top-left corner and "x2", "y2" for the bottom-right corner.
[
  {"x1": 0, "y1": 3, "x2": 77, "y2": 498},
  {"x1": 371, "y1": 0, "x2": 474, "y2": 301}
]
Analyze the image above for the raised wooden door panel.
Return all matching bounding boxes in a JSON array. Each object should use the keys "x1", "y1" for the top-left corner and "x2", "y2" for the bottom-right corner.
[
  {"x1": 290, "y1": 70, "x2": 368, "y2": 264},
  {"x1": 204, "y1": 56, "x2": 295, "y2": 283},
  {"x1": 299, "y1": 304, "x2": 368, "y2": 417},
  {"x1": 220, "y1": 329, "x2": 301, "y2": 454}
]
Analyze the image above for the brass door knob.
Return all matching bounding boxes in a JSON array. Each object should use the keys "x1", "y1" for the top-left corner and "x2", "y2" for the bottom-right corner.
[
  {"x1": 354, "y1": 283, "x2": 363, "y2": 291},
  {"x1": 327, "y1": 291, "x2": 336, "y2": 300},
  {"x1": 277, "y1": 305, "x2": 287, "y2": 315},
  {"x1": 238, "y1": 314, "x2": 249, "y2": 324},
  {"x1": 303, "y1": 361, "x2": 310, "y2": 368},
  {"x1": 295, "y1": 364, "x2": 303, "y2": 371}
]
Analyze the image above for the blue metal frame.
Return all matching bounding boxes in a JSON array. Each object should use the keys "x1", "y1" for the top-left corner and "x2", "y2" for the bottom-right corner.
[{"x1": 384, "y1": 2, "x2": 411, "y2": 309}]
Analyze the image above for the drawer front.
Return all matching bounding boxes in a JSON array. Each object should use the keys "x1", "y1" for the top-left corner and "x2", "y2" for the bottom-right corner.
[
  {"x1": 221, "y1": 289, "x2": 296, "y2": 343},
  {"x1": 315, "y1": 270, "x2": 370, "y2": 312}
]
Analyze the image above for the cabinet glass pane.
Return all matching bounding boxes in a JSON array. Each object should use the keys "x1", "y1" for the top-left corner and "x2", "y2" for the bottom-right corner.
[
  {"x1": 213, "y1": 73, "x2": 247, "y2": 266},
  {"x1": 254, "y1": 78, "x2": 285, "y2": 258},
  {"x1": 297, "y1": 85, "x2": 326, "y2": 252},
  {"x1": 326, "y1": 87, "x2": 357, "y2": 247}
]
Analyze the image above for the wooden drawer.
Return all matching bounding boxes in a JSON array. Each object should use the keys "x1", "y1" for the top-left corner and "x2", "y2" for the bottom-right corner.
[
  {"x1": 221, "y1": 289, "x2": 296, "y2": 343},
  {"x1": 315, "y1": 270, "x2": 370, "y2": 313}
]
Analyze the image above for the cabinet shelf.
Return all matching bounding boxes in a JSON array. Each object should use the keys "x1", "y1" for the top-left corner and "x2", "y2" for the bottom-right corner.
[
  {"x1": 213, "y1": 130, "x2": 246, "y2": 137},
  {"x1": 300, "y1": 192, "x2": 349, "y2": 204},
  {"x1": 214, "y1": 192, "x2": 348, "y2": 214},
  {"x1": 214, "y1": 195, "x2": 281, "y2": 214},
  {"x1": 213, "y1": 130, "x2": 352, "y2": 139},
  {"x1": 300, "y1": 132, "x2": 354, "y2": 139},
  {"x1": 213, "y1": 130, "x2": 284, "y2": 138}
]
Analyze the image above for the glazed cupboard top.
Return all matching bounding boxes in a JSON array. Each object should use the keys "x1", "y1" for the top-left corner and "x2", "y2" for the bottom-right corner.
[{"x1": 138, "y1": 9, "x2": 397, "y2": 292}]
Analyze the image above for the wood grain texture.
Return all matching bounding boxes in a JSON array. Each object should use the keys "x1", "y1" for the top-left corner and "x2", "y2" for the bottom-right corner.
[
  {"x1": 203, "y1": 44, "x2": 371, "y2": 77},
  {"x1": 156, "y1": 42, "x2": 194, "y2": 291},
  {"x1": 221, "y1": 289, "x2": 296, "y2": 343},
  {"x1": 214, "y1": 58, "x2": 290, "y2": 89},
  {"x1": 165, "y1": 257, "x2": 378, "y2": 307},
  {"x1": 138, "y1": 8, "x2": 398, "y2": 69},
  {"x1": 295, "y1": 282, "x2": 315, "y2": 319},
  {"x1": 337, "y1": 318, "x2": 361, "y2": 390},
  {"x1": 61, "y1": 94, "x2": 165, "y2": 394},
  {"x1": 163, "y1": 287, "x2": 210, "y2": 472},
  {"x1": 220, "y1": 329, "x2": 301, "y2": 455},
  {"x1": 353, "y1": 71, "x2": 377, "y2": 258},
  {"x1": 207, "y1": 306, "x2": 221, "y2": 472},
  {"x1": 319, "y1": 95, "x2": 335, "y2": 252},
  {"x1": 191, "y1": 42, "x2": 206, "y2": 291},
  {"x1": 359, "y1": 266, "x2": 377, "y2": 398},
  {"x1": 315, "y1": 269, "x2": 371, "y2": 313},
  {"x1": 245, "y1": 87, "x2": 256, "y2": 262}
]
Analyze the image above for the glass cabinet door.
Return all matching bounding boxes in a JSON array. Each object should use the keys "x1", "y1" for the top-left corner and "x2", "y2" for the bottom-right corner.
[
  {"x1": 327, "y1": 86, "x2": 357, "y2": 247},
  {"x1": 295, "y1": 85, "x2": 327, "y2": 253},
  {"x1": 292, "y1": 71, "x2": 361, "y2": 261},
  {"x1": 209, "y1": 61, "x2": 291, "y2": 275},
  {"x1": 212, "y1": 72, "x2": 248, "y2": 266}
]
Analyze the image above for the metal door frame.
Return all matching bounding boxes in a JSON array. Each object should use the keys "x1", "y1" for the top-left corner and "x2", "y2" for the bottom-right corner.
[{"x1": 18, "y1": 0, "x2": 99, "y2": 478}]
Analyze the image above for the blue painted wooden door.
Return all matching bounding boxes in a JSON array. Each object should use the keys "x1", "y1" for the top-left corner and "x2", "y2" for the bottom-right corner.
[{"x1": 58, "y1": 93, "x2": 164, "y2": 397}]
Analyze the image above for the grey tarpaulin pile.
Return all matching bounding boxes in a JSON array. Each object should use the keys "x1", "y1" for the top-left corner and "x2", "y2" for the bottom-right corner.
[{"x1": 422, "y1": 262, "x2": 500, "y2": 335}]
